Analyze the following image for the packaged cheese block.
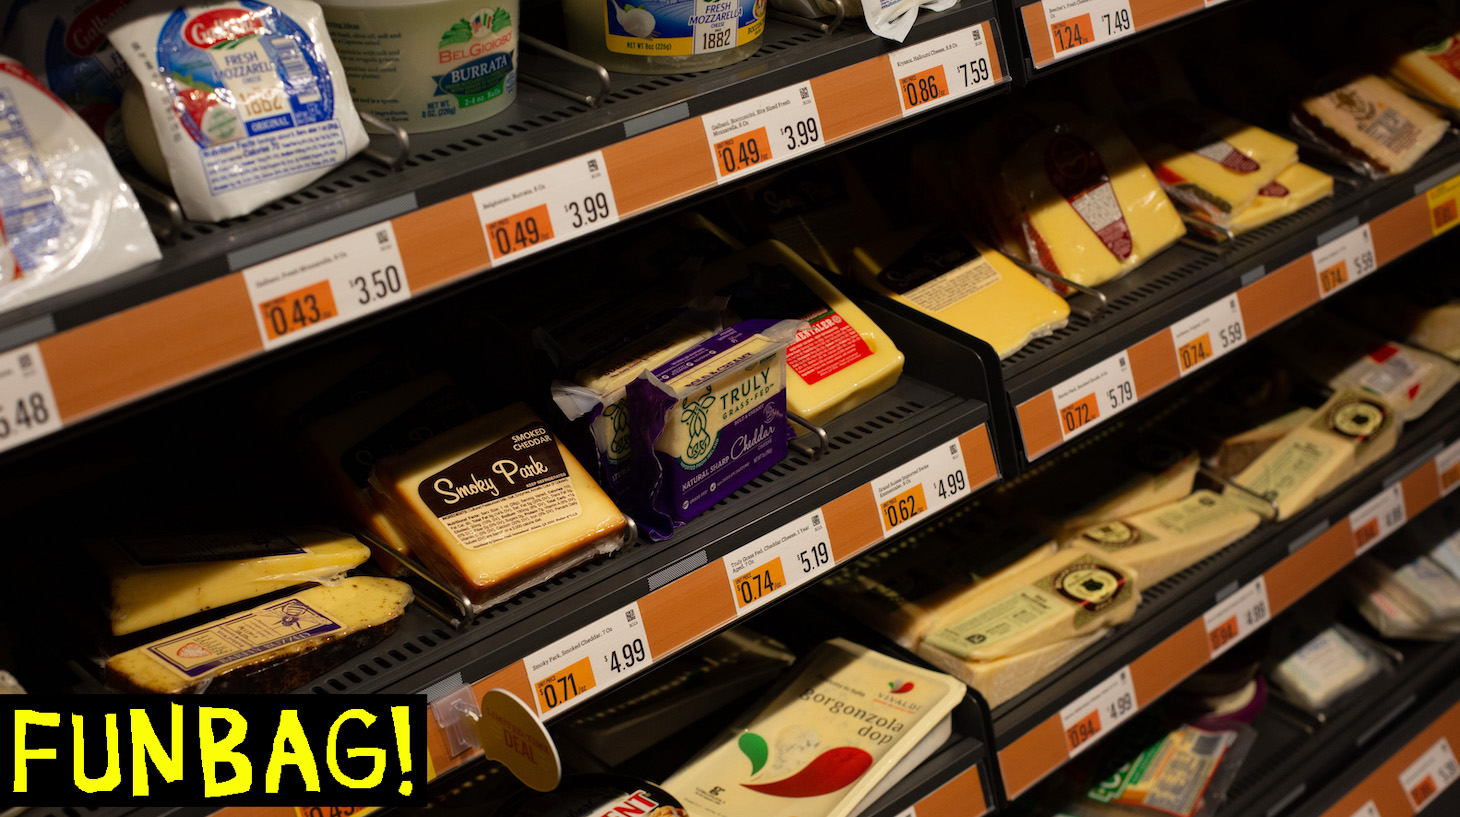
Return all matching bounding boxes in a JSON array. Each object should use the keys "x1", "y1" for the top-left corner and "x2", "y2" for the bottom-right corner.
[
  {"x1": 627, "y1": 320, "x2": 800, "y2": 537},
  {"x1": 916, "y1": 627, "x2": 1109, "y2": 710},
  {"x1": 1294, "y1": 74, "x2": 1447, "y2": 176},
  {"x1": 1071, "y1": 491, "x2": 1262, "y2": 586},
  {"x1": 1380, "y1": 7, "x2": 1460, "y2": 109},
  {"x1": 852, "y1": 226, "x2": 1070, "y2": 359},
  {"x1": 1191, "y1": 163, "x2": 1335, "y2": 240},
  {"x1": 1023, "y1": 443, "x2": 1199, "y2": 541},
  {"x1": 1342, "y1": 292, "x2": 1460, "y2": 361},
  {"x1": 1353, "y1": 553, "x2": 1460, "y2": 626},
  {"x1": 1002, "y1": 119, "x2": 1186, "y2": 289},
  {"x1": 370, "y1": 403, "x2": 628, "y2": 607},
  {"x1": 1205, "y1": 406, "x2": 1315, "y2": 480},
  {"x1": 90, "y1": 528, "x2": 370, "y2": 636},
  {"x1": 664, "y1": 638, "x2": 963, "y2": 817},
  {"x1": 1271, "y1": 625, "x2": 1385, "y2": 713},
  {"x1": 106, "y1": 577, "x2": 412, "y2": 694}
]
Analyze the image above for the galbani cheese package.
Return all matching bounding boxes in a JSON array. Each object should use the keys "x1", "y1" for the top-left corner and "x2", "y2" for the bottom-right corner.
[
  {"x1": 110, "y1": 0, "x2": 368, "y2": 221},
  {"x1": 1294, "y1": 74, "x2": 1447, "y2": 177},
  {"x1": 664, "y1": 638, "x2": 963, "y2": 817},
  {"x1": 0, "y1": 55, "x2": 160, "y2": 311}
]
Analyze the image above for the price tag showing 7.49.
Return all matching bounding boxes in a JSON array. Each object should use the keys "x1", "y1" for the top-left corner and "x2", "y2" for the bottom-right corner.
[
  {"x1": 522, "y1": 603, "x2": 652, "y2": 719},
  {"x1": 871, "y1": 437, "x2": 975, "y2": 535},
  {"x1": 724, "y1": 509, "x2": 833, "y2": 614},
  {"x1": 889, "y1": 24, "x2": 996, "y2": 116},
  {"x1": 703, "y1": 82, "x2": 824, "y2": 182},
  {"x1": 1312, "y1": 223, "x2": 1376, "y2": 298},
  {"x1": 473, "y1": 151, "x2": 618, "y2": 265},
  {"x1": 0, "y1": 344, "x2": 61, "y2": 455},
  {"x1": 1060, "y1": 666, "x2": 1137, "y2": 757},
  {"x1": 1051, "y1": 351, "x2": 1136, "y2": 442}
]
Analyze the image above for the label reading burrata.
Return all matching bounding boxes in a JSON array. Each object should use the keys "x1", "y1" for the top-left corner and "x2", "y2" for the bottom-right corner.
[
  {"x1": 146, "y1": 595, "x2": 343, "y2": 678},
  {"x1": 606, "y1": 0, "x2": 765, "y2": 56}
]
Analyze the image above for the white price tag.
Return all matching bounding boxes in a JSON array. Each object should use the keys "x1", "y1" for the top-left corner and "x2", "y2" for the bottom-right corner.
[
  {"x1": 1400, "y1": 737, "x2": 1460, "y2": 811},
  {"x1": 1060, "y1": 666, "x2": 1137, "y2": 757},
  {"x1": 0, "y1": 344, "x2": 60, "y2": 454},
  {"x1": 1203, "y1": 577, "x2": 1270, "y2": 658},
  {"x1": 1037, "y1": 0, "x2": 1136, "y2": 62},
  {"x1": 1349, "y1": 484, "x2": 1407, "y2": 555},
  {"x1": 1171, "y1": 296, "x2": 1246, "y2": 376},
  {"x1": 1312, "y1": 223, "x2": 1377, "y2": 299},
  {"x1": 474, "y1": 151, "x2": 618, "y2": 265},
  {"x1": 892, "y1": 809, "x2": 917, "y2": 817},
  {"x1": 871, "y1": 437, "x2": 974, "y2": 535},
  {"x1": 1052, "y1": 351, "x2": 1136, "y2": 442},
  {"x1": 890, "y1": 25, "x2": 996, "y2": 116},
  {"x1": 522, "y1": 603, "x2": 652, "y2": 719},
  {"x1": 724, "y1": 509, "x2": 832, "y2": 614},
  {"x1": 1348, "y1": 802, "x2": 1381, "y2": 817},
  {"x1": 244, "y1": 222, "x2": 410, "y2": 349},
  {"x1": 703, "y1": 82, "x2": 824, "y2": 182},
  {"x1": 1436, "y1": 439, "x2": 1460, "y2": 497}
]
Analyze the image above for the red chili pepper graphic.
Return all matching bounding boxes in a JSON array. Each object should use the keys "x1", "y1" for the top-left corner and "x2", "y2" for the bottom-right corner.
[{"x1": 741, "y1": 746, "x2": 873, "y2": 798}]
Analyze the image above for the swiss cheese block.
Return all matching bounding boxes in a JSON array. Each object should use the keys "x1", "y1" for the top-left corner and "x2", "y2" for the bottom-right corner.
[
  {"x1": 1222, "y1": 163, "x2": 1335, "y2": 237},
  {"x1": 370, "y1": 403, "x2": 628, "y2": 606},
  {"x1": 915, "y1": 627, "x2": 1108, "y2": 709},
  {"x1": 105, "y1": 577, "x2": 412, "y2": 694},
  {"x1": 1296, "y1": 75, "x2": 1447, "y2": 175},
  {"x1": 1071, "y1": 491, "x2": 1262, "y2": 586},
  {"x1": 92, "y1": 529, "x2": 371, "y2": 636},
  {"x1": 1003, "y1": 119, "x2": 1186, "y2": 288},
  {"x1": 852, "y1": 226, "x2": 1070, "y2": 359}
]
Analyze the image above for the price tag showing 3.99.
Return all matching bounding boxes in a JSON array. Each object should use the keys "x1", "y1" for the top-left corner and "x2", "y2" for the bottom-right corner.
[
  {"x1": 889, "y1": 24, "x2": 996, "y2": 116},
  {"x1": 1203, "y1": 577, "x2": 1270, "y2": 659},
  {"x1": 1349, "y1": 484, "x2": 1407, "y2": 555},
  {"x1": 0, "y1": 344, "x2": 61, "y2": 455},
  {"x1": 724, "y1": 509, "x2": 832, "y2": 614},
  {"x1": 522, "y1": 603, "x2": 652, "y2": 719},
  {"x1": 703, "y1": 82, "x2": 824, "y2": 182},
  {"x1": 1060, "y1": 666, "x2": 1137, "y2": 757},
  {"x1": 1051, "y1": 351, "x2": 1136, "y2": 442},
  {"x1": 1400, "y1": 737, "x2": 1460, "y2": 811},
  {"x1": 1038, "y1": 0, "x2": 1135, "y2": 62},
  {"x1": 244, "y1": 222, "x2": 411, "y2": 350},
  {"x1": 1312, "y1": 223, "x2": 1376, "y2": 298},
  {"x1": 1171, "y1": 296, "x2": 1246, "y2": 376},
  {"x1": 871, "y1": 437, "x2": 975, "y2": 535},
  {"x1": 473, "y1": 151, "x2": 618, "y2": 265}
]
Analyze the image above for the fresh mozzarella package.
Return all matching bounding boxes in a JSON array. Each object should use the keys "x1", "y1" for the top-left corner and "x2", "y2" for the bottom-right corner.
[
  {"x1": 109, "y1": 0, "x2": 368, "y2": 221},
  {"x1": 0, "y1": 55, "x2": 160, "y2": 310}
]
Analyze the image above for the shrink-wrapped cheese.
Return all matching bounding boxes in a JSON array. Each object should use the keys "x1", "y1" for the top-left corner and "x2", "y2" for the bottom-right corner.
[{"x1": 1295, "y1": 74, "x2": 1447, "y2": 176}]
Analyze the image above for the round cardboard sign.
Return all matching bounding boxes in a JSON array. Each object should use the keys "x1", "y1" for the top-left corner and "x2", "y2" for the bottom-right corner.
[{"x1": 474, "y1": 688, "x2": 563, "y2": 792}]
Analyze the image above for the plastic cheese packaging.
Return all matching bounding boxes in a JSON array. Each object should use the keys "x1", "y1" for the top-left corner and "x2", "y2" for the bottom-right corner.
[
  {"x1": 1024, "y1": 443, "x2": 1199, "y2": 541},
  {"x1": 106, "y1": 577, "x2": 412, "y2": 693},
  {"x1": 1382, "y1": 12, "x2": 1460, "y2": 109},
  {"x1": 110, "y1": 0, "x2": 369, "y2": 221},
  {"x1": 663, "y1": 639, "x2": 963, "y2": 817},
  {"x1": 0, "y1": 56, "x2": 160, "y2": 311},
  {"x1": 851, "y1": 226, "x2": 1070, "y2": 359},
  {"x1": 1071, "y1": 491, "x2": 1262, "y2": 586},
  {"x1": 1351, "y1": 551, "x2": 1460, "y2": 629},
  {"x1": 1080, "y1": 725, "x2": 1247, "y2": 817},
  {"x1": 90, "y1": 528, "x2": 371, "y2": 636},
  {"x1": 917, "y1": 628, "x2": 1110, "y2": 710},
  {"x1": 1002, "y1": 119, "x2": 1185, "y2": 290},
  {"x1": 1342, "y1": 291, "x2": 1460, "y2": 362},
  {"x1": 1205, "y1": 406, "x2": 1314, "y2": 481},
  {"x1": 1294, "y1": 74, "x2": 1447, "y2": 177},
  {"x1": 1270, "y1": 625, "x2": 1385, "y2": 713},
  {"x1": 369, "y1": 402, "x2": 628, "y2": 607},
  {"x1": 627, "y1": 320, "x2": 800, "y2": 538},
  {"x1": 1189, "y1": 163, "x2": 1334, "y2": 241}
]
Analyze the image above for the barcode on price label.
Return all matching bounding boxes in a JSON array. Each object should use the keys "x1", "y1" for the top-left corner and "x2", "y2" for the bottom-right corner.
[
  {"x1": 1037, "y1": 0, "x2": 1135, "y2": 62},
  {"x1": 1400, "y1": 737, "x2": 1459, "y2": 810},
  {"x1": 1203, "y1": 577, "x2": 1270, "y2": 658},
  {"x1": 244, "y1": 222, "x2": 410, "y2": 350},
  {"x1": 703, "y1": 82, "x2": 824, "y2": 181},
  {"x1": 1349, "y1": 484, "x2": 1407, "y2": 555},
  {"x1": 871, "y1": 439, "x2": 974, "y2": 535},
  {"x1": 1437, "y1": 439, "x2": 1460, "y2": 497},
  {"x1": 473, "y1": 151, "x2": 618, "y2": 264},
  {"x1": 1171, "y1": 296, "x2": 1246, "y2": 376},
  {"x1": 1311, "y1": 223, "x2": 1376, "y2": 298},
  {"x1": 1050, "y1": 351, "x2": 1136, "y2": 443},
  {"x1": 889, "y1": 25, "x2": 996, "y2": 116},
  {"x1": 0, "y1": 344, "x2": 60, "y2": 455},
  {"x1": 724, "y1": 510, "x2": 832, "y2": 614},
  {"x1": 1060, "y1": 666, "x2": 1137, "y2": 757},
  {"x1": 522, "y1": 603, "x2": 652, "y2": 718}
]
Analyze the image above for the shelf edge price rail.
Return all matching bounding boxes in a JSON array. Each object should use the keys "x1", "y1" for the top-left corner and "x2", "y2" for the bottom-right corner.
[
  {"x1": 1203, "y1": 577, "x2": 1270, "y2": 659},
  {"x1": 0, "y1": 344, "x2": 60, "y2": 455},
  {"x1": 1023, "y1": 0, "x2": 1158, "y2": 67},
  {"x1": 1171, "y1": 295, "x2": 1246, "y2": 377},
  {"x1": 473, "y1": 151, "x2": 619, "y2": 266},
  {"x1": 522, "y1": 602, "x2": 652, "y2": 719},
  {"x1": 872, "y1": 436, "x2": 979, "y2": 535},
  {"x1": 703, "y1": 82, "x2": 825, "y2": 182},
  {"x1": 889, "y1": 22, "x2": 999, "y2": 117},
  {"x1": 1350, "y1": 483, "x2": 1408, "y2": 556},
  {"x1": 1059, "y1": 666, "x2": 1138, "y2": 758},
  {"x1": 1436, "y1": 439, "x2": 1460, "y2": 497},
  {"x1": 1312, "y1": 222, "x2": 1377, "y2": 299},
  {"x1": 724, "y1": 509, "x2": 834, "y2": 615},
  {"x1": 1317, "y1": 697, "x2": 1460, "y2": 816}
]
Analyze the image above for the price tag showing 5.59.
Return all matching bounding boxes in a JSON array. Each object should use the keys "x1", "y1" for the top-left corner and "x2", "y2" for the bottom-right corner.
[
  {"x1": 872, "y1": 437, "x2": 975, "y2": 535},
  {"x1": 1436, "y1": 439, "x2": 1460, "y2": 497},
  {"x1": 1171, "y1": 296, "x2": 1246, "y2": 376},
  {"x1": 1038, "y1": 0, "x2": 1135, "y2": 62},
  {"x1": 1400, "y1": 737, "x2": 1460, "y2": 811},
  {"x1": 473, "y1": 151, "x2": 618, "y2": 265},
  {"x1": 1349, "y1": 484, "x2": 1407, "y2": 555},
  {"x1": 889, "y1": 24, "x2": 996, "y2": 116},
  {"x1": 703, "y1": 82, "x2": 824, "y2": 182},
  {"x1": 245, "y1": 222, "x2": 411, "y2": 350},
  {"x1": 1203, "y1": 577, "x2": 1270, "y2": 659},
  {"x1": 1060, "y1": 666, "x2": 1137, "y2": 757},
  {"x1": 724, "y1": 509, "x2": 832, "y2": 614},
  {"x1": 1312, "y1": 223, "x2": 1376, "y2": 298},
  {"x1": 522, "y1": 603, "x2": 652, "y2": 719},
  {"x1": 0, "y1": 344, "x2": 61, "y2": 455},
  {"x1": 1051, "y1": 351, "x2": 1136, "y2": 442}
]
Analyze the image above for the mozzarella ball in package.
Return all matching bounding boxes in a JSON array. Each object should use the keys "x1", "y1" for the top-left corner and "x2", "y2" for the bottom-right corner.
[
  {"x1": 0, "y1": 56, "x2": 160, "y2": 311},
  {"x1": 109, "y1": 0, "x2": 368, "y2": 222}
]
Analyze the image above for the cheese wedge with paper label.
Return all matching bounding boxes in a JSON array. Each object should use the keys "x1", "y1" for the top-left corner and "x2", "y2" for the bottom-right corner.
[
  {"x1": 106, "y1": 577, "x2": 412, "y2": 694},
  {"x1": 91, "y1": 529, "x2": 370, "y2": 636},
  {"x1": 1206, "y1": 406, "x2": 1315, "y2": 481},
  {"x1": 915, "y1": 626, "x2": 1109, "y2": 709},
  {"x1": 1072, "y1": 491, "x2": 1262, "y2": 586},
  {"x1": 1022, "y1": 443, "x2": 1199, "y2": 541},
  {"x1": 1295, "y1": 74, "x2": 1447, "y2": 176}
]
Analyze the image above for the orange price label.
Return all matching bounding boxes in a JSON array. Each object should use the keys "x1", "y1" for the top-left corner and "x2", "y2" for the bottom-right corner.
[
  {"x1": 1050, "y1": 13, "x2": 1094, "y2": 53},
  {"x1": 1064, "y1": 710, "x2": 1102, "y2": 753},
  {"x1": 1442, "y1": 461, "x2": 1460, "y2": 493},
  {"x1": 1353, "y1": 518, "x2": 1381, "y2": 551},
  {"x1": 296, "y1": 808, "x2": 375, "y2": 817},
  {"x1": 1428, "y1": 174, "x2": 1460, "y2": 236},
  {"x1": 534, "y1": 655, "x2": 596, "y2": 713},
  {"x1": 879, "y1": 484, "x2": 928, "y2": 531},
  {"x1": 1412, "y1": 776, "x2": 1438, "y2": 805},
  {"x1": 1318, "y1": 261, "x2": 1349, "y2": 295},
  {"x1": 486, "y1": 203, "x2": 555, "y2": 259},
  {"x1": 1059, "y1": 392, "x2": 1101, "y2": 435},
  {"x1": 899, "y1": 65, "x2": 948, "y2": 110},
  {"x1": 1208, "y1": 616, "x2": 1239, "y2": 653},
  {"x1": 1177, "y1": 334, "x2": 1214, "y2": 373},
  {"x1": 714, "y1": 126, "x2": 771, "y2": 177},
  {"x1": 733, "y1": 556, "x2": 788, "y2": 608},
  {"x1": 259, "y1": 279, "x2": 338, "y2": 341}
]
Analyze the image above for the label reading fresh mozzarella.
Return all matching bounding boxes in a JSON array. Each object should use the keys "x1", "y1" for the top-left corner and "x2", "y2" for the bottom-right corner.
[
  {"x1": 723, "y1": 509, "x2": 832, "y2": 613},
  {"x1": 1061, "y1": 665, "x2": 1137, "y2": 757},
  {"x1": 1171, "y1": 296, "x2": 1245, "y2": 376},
  {"x1": 0, "y1": 344, "x2": 60, "y2": 455},
  {"x1": 473, "y1": 151, "x2": 618, "y2": 264},
  {"x1": 703, "y1": 82, "x2": 823, "y2": 181},
  {"x1": 1312, "y1": 224, "x2": 1377, "y2": 298},
  {"x1": 1203, "y1": 577, "x2": 1270, "y2": 658},
  {"x1": 523, "y1": 603, "x2": 652, "y2": 718},
  {"x1": 872, "y1": 438, "x2": 974, "y2": 535},
  {"x1": 1349, "y1": 484, "x2": 1407, "y2": 555},
  {"x1": 245, "y1": 222, "x2": 409, "y2": 349},
  {"x1": 1052, "y1": 351, "x2": 1136, "y2": 441},
  {"x1": 1400, "y1": 737, "x2": 1459, "y2": 811},
  {"x1": 1038, "y1": 0, "x2": 1135, "y2": 63},
  {"x1": 889, "y1": 24, "x2": 996, "y2": 116},
  {"x1": 1436, "y1": 439, "x2": 1460, "y2": 497}
]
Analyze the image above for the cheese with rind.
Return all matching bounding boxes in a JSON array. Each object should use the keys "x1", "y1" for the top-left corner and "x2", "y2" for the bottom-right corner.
[{"x1": 1071, "y1": 491, "x2": 1262, "y2": 586}]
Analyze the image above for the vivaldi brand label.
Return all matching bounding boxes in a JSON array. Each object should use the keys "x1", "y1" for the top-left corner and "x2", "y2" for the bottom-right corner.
[
  {"x1": 419, "y1": 423, "x2": 582, "y2": 550},
  {"x1": 118, "y1": 531, "x2": 306, "y2": 565},
  {"x1": 877, "y1": 229, "x2": 1002, "y2": 313},
  {"x1": 604, "y1": 0, "x2": 765, "y2": 57},
  {"x1": 0, "y1": 84, "x2": 67, "y2": 275},
  {"x1": 146, "y1": 596, "x2": 342, "y2": 678},
  {"x1": 1045, "y1": 133, "x2": 1134, "y2": 260}
]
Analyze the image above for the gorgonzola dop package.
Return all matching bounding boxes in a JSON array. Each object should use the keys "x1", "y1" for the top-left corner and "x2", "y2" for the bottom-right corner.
[{"x1": 109, "y1": 0, "x2": 368, "y2": 221}]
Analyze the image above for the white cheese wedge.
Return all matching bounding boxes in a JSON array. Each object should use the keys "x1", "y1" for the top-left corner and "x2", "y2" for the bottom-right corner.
[
  {"x1": 916, "y1": 627, "x2": 1109, "y2": 709},
  {"x1": 1070, "y1": 491, "x2": 1262, "y2": 586},
  {"x1": 1296, "y1": 74, "x2": 1447, "y2": 176}
]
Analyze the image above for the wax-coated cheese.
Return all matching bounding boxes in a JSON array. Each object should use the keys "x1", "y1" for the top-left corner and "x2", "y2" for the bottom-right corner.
[
  {"x1": 106, "y1": 577, "x2": 412, "y2": 694},
  {"x1": 1220, "y1": 163, "x2": 1335, "y2": 237},
  {"x1": 916, "y1": 627, "x2": 1108, "y2": 709},
  {"x1": 852, "y1": 226, "x2": 1070, "y2": 359},
  {"x1": 370, "y1": 403, "x2": 628, "y2": 607},
  {"x1": 1296, "y1": 74, "x2": 1447, "y2": 176},
  {"x1": 1072, "y1": 491, "x2": 1262, "y2": 586},
  {"x1": 91, "y1": 529, "x2": 370, "y2": 636}
]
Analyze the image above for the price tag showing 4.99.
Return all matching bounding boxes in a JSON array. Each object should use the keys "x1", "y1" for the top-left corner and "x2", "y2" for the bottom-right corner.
[
  {"x1": 1312, "y1": 223, "x2": 1377, "y2": 298},
  {"x1": 245, "y1": 222, "x2": 411, "y2": 349},
  {"x1": 872, "y1": 438, "x2": 975, "y2": 535},
  {"x1": 0, "y1": 344, "x2": 61, "y2": 455},
  {"x1": 522, "y1": 603, "x2": 652, "y2": 719},
  {"x1": 724, "y1": 510, "x2": 832, "y2": 614},
  {"x1": 703, "y1": 82, "x2": 824, "y2": 182},
  {"x1": 473, "y1": 151, "x2": 618, "y2": 265},
  {"x1": 1060, "y1": 666, "x2": 1137, "y2": 757},
  {"x1": 1400, "y1": 737, "x2": 1460, "y2": 811},
  {"x1": 1038, "y1": 0, "x2": 1135, "y2": 62},
  {"x1": 1051, "y1": 351, "x2": 1136, "y2": 442},
  {"x1": 889, "y1": 24, "x2": 996, "y2": 116},
  {"x1": 1203, "y1": 577, "x2": 1270, "y2": 658},
  {"x1": 1171, "y1": 296, "x2": 1246, "y2": 376},
  {"x1": 1349, "y1": 483, "x2": 1407, "y2": 555}
]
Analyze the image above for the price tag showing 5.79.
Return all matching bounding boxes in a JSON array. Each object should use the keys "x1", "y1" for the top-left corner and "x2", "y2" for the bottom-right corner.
[
  {"x1": 1060, "y1": 666, "x2": 1137, "y2": 757},
  {"x1": 1051, "y1": 351, "x2": 1136, "y2": 442},
  {"x1": 889, "y1": 24, "x2": 996, "y2": 116},
  {"x1": 522, "y1": 603, "x2": 652, "y2": 719},
  {"x1": 473, "y1": 151, "x2": 618, "y2": 265},
  {"x1": 1400, "y1": 737, "x2": 1460, "y2": 811},
  {"x1": 724, "y1": 509, "x2": 833, "y2": 614},
  {"x1": 1349, "y1": 483, "x2": 1407, "y2": 555},
  {"x1": 1312, "y1": 223, "x2": 1376, "y2": 298},
  {"x1": 244, "y1": 222, "x2": 410, "y2": 350},
  {"x1": 0, "y1": 344, "x2": 61, "y2": 455},
  {"x1": 1171, "y1": 296, "x2": 1246, "y2": 376},
  {"x1": 1203, "y1": 577, "x2": 1270, "y2": 659},
  {"x1": 703, "y1": 82, "x2": 824, "y2": 182},
  {"x1": 871, "y1": 437, "x2": 975, "y2": 535}
]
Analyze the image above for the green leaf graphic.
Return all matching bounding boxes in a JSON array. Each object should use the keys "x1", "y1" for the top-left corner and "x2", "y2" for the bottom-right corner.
[{"x1": 739, "y1": 732, "x2": 768, "y2": 776}]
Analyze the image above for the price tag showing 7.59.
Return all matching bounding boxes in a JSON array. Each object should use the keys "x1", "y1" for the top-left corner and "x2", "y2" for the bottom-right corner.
[
  {"x1": 1060, "y1": 666, "x2": 1137, "y2": 757},
  {"x1": 1051, "y1": 351, "x2": 1136, "y2": 442},
  {"x1": 522, "y1": 603, "x2": 652, "y2": 719},
  {"x1": 889, "y1": 24, "x2": 996, "y2": 116},
  {"x1": 1203, "y1": 577, "x2": 1270, "y2": 658},
  {"x1": 1312, "y1": 223, "x2": 1376, "y2": 298},
  {"x1": 1171, "y1": 296, "x2": 1246, "y2": 376},
  {"x1": 871, "y1": 437, "x2": 975, "y2": 535},
  {"x1": 473, "y1": 151, "x2": 618, "y2": 265},
  {"x1": 724, "y1": 509, "x2": 833, "y2": 614},
  {"x1": 703, "y1": 82, "x2": 824, "y2": 182},
  {"x1": 0, "y1": 344, "x2": 61, "y2": 455}
]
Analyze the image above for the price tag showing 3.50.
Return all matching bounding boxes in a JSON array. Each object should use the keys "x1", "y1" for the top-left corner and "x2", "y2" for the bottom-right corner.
[
  {"x1": 245, "y1": 222, "x2": 411, "y2": 349},
  {"x1": 1060, "y1": 666, "x2": 1137, "y2": 757},
  {"x1": 889, "y1": 24, "x2": 996, "y2": 116},
  {"x1": 473, "y1": 151, "x2": 618, "y2": 265},
  {"x1": 1203, "y1": 577, "x2": 1270, "y2": 659},
  {"x1": 1312, "y1": 223, "x2": 1376, "y2": 298},
  {"x1": 522, "y1": 603, "x2": 652, "y2": 719},
  {"x1": 1436, "y1": 439, "x2": 1460, "y2": 497},
  {"x1": 724, "y1": 509, "x2": 833, "y2": 614},
  {"x1": 1171, "y1": 296, "x2": 1246, "y2": 377},
  {"x1": 1349, "y1": 484, "x2": 1407, "y2": 555},
  {"x1": 871, "y1": 437, "x2": 975, "y2": 535},
  {"x1": 703, "y1": 82, "x2": 824, "y2": 182},
  {"x1": 1400, "y1": 737, "x2": 1460, "y2": 811},
  {"x1": 1051, "y1": 351, "x2": 1136, "y2": 442},
  {"x1": 1038, "y1": 0, "x2": 1135, "y2": 62},
  {"x1": 0, "y1": 344, "x2": 61, "y2": 455}
]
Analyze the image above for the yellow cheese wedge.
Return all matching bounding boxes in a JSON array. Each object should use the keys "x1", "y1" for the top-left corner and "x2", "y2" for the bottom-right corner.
[
  {"x1": 1072, "y1": 491, "x2": 1262, "y2": 586},
  {"x1": 371, "y1": 403, "x2": 628, "y2": 607},
  {"x1": 1002, "y1": 119, "x2": 1186, "y2": 288},
  {"x1": 852, "y1": 226, "x2": 1070, "y2": 359},
  {"x1": 1297, "y1": 75, "x2": 1448, "y2": 175},
  {"x1": 1024, "y1": 445, "x2": 1199, "y2": 541},
  {"x1": 106, "y1": 577, "x2": 412, "y2": 694},
  {"x1": 916, "y1": 627, "x2": 1109, "y2": 709},
  {"x1": 1387, "y1": 21, "x2": 1460, "y2": 108},
  {"x1": 1221, "y1": 163, "x2": 1335, "y2": 236},
  {"x1": 91, "y1": 529, "x2": 371, "y2": 636}
]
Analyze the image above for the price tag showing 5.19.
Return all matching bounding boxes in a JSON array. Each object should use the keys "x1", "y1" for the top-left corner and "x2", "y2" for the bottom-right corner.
[
  {"x1": 1171, "y1": 296, "x2": 1246, "y2": 377},
  {"x1": 0, "y1": 344, "x2": 61, "y2": 455},
  {"x1": 1349, "y1": 483, "x2": 1407, "y2": 555},
  {"x1": 1203, "y1": 577, "x2": 1270, "y2": 659},
  {"x1": 889, "y1": 24, "x2": 996, "y2": 116},
  {"x1": 1039, "y1": 0, "x2": 1135, "y2": 62},
  {"x1": 703, "y1": 82, "x2": 824, "y2": 182},
  {"x1": 724, "y1": 510, "x2": 833, "y2": 614},
  {"x1": 473, "y1": 151, "x2": 618, "y2": 265},
  {"x1": 872, "y1": 438, "x2": 975, "y2": 535},
  {"x1": 1312, "y1": 223, "x2": 1376, "y2": 298},
  {"x1": 1400, "y1": 737, "x2": 1460, "y2": 811},
  {"x1": 522, "y1": 603, "x2": 652, "y2": 719},
  {"x1": 1060, "y1": 666, "x2": 1137, "y2": 757},
  {"x1": 1051, "y1": 351, "x2": 1136, "y2": 442},
  {"x1": 245, "y1": 222, "x2": 410, "y2": 350}
]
